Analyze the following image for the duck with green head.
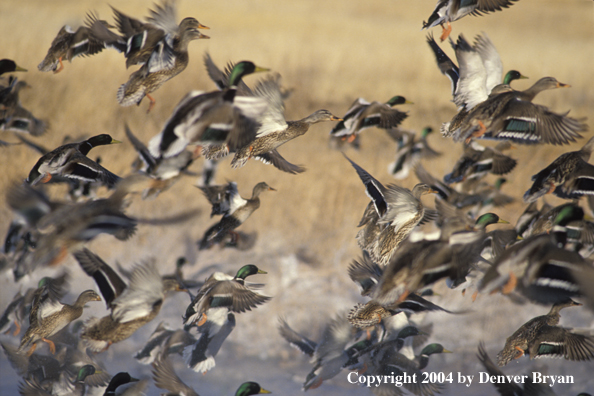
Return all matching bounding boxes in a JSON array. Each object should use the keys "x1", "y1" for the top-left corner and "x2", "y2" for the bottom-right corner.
[
  {"x1": 457, "y1": 77, "x2": 586, "y2": 145},
  {"x1": 183, "y1": 264, "x2": 270, "y2": 327},
  {"x1": 26, "y1": 134, "x2": 121, "y2": 188},
  {"x1": 0, "y1": 59, "x2": 27, "y2": 75},
  {"x1": 149, "y1": 60, "x2": 270, "y2": 159},
  {"x1": 153, "y1": 357, "x2": 271, "y2": 396},
  {"x1": 480, "y1": 205, "x2": 594, "y2": 304}
]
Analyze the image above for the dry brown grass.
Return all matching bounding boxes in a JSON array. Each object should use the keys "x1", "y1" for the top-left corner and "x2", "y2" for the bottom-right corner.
[{"x1": 0, "y1": 0, "x2": 593, "y2": 393}]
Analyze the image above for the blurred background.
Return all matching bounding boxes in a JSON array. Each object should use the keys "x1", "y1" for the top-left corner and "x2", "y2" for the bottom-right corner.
[{"x1": 0, "y1": 0, "x2": 593, "y2": 395}]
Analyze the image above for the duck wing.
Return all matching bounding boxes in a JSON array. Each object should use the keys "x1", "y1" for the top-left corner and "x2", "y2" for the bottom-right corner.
[{"x1": 255, "y1": 149, "x2": 306, "y2": 174}]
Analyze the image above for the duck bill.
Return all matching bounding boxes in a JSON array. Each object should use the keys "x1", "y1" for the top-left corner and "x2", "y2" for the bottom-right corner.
[
  {"x1": 15, "y1": 65, "x2": 27, "y2": 72},
  {"x1": 198, "y1": 23, "x2": 210, "y2": 30},
  {"x1": 254, "y1": 66, "x2": 270, "y2": 73},
  {"x1": 442, "y1": 349, "x2": 453, "y2": 353},
  {"x1": 198, "y1": 32, "x2": 210, "y2": 39},
  {"x1": 497, "y1": 219, "x2": 510, "y2": 224},
  {"x1": 331, "y1": 116, "x2": 343, "y2": 121},
  {"x1": 404, "y1": 100, "x2": 414, "y2": 104},
  {"x1": 259, "y1": 389, "x2": 272, "y2": 394},
  {"x1": 257, "y1": 269, "x2": 268, "y2": 274},
  {"x1": 557, "y1": 82, "x2": 571, "y2": 88},
  {"x1": 110, "y1": 139, "x2": 122, "y2": 144},
  {"x1": 267, "y1": 187, "x2": 277, "y2": 192}
]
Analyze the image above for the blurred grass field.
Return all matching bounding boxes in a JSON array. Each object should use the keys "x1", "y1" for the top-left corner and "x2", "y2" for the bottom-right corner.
[{"x1": 0, "y1": 0, "x2": 593, "y2": 394}]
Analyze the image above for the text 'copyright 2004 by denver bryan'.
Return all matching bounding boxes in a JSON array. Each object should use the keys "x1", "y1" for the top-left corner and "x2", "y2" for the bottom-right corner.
[{"x1": 348, "y1": 371, "x2": 575, "y2": 388}]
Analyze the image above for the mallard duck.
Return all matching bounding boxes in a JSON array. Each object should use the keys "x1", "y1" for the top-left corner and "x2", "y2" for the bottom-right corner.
[
  {"x1": 17, "y1": 286, "x2": 101, "y2": 356},
  {"x1": 73, "y1": 248, "x2": 185, "y2": 352},
  {"x1": 346, "y1": 155, "x2": 437, "y2": 267},
  {"x1": 428, "y1": 33, "x2": 529, "y2": 139},
  {"x1": 182, "y1": 264, "x2": 269, "y2": 327},
  {"x1": 183, "y1": 311, "x2": 235, "y2": 373},
  {"x1": 524, "y1": 136, "x2": 594, "y2": 202},
  {"x1": 444, "y1": 141, "x2": 516, "y2": 184},
  {"x1": 497, "y1": 300, "x2": 594, "y2": 366},
  {"x1": 134, "y1": 322, "x2": 195, "y2": 364},
  {"x1": 429, "y1": 34, "x2": 524, "y2": 110},
  {"x1": 106, "y1": 1, "x2": 210, "y2": 69},
  {"x1": 423, "y1": 0, "x2": 519, "y2": 41},
  {"x1": 347, "y1": 294, "x2": 452, "y2": 330},
  {"x1": 455, "y1": 77, "x2": 587, "y2": 144},
  {"x1": 152, "y1": 357, "x2": 199, "y2": 396},
  {"x1": 369, "y1": 212, "x2": 506, "y2": 305},
  {"x1": 358, "y1": 343, "x2": 451, "y2": 396},
  {"x1": 0, "y1": 59, "x2": 27, "y2": 75},
  {"x1": 38, "y1": 13, "x2": 113, "y2": 73},
  {"x1": 104, "y1": 372, "x2": 147, "y2": 396},
  {"x1": 527, "y1": 202, "x2": 594, "y2": 248},
  {"x1": 277, "y1": 314, "x2": 371, "y2": 391},
  {"x1": 480, "y1": 205, "x2": 594, "y2": 303},
  {"x1": 152, "y1": 357, "x2": 271, "y2": 396},
  {"x1": 0, "y1": 78, "x2": 48, "y2": 136},
  {"x1": 415, "y1": 164, "x2": 499, "y2": 215},
  {"x1": 477, "y1": 342, "x2": 593, "y2": 396},
  {"x1": 6, "y1": 181, "x2": 138, "y2": 275},
  {"x1": 388, "y1": 126, "x2": 441, "y2": 179},
  {"x1": 346, "y1": 253, "x2": 453, "y2": 328},
  {"x1": 26, "y1": 134, "x2": 121, "y2": 187},
  {"x1": 198, "y1": 181, "x2": 275, "y2": 250},
  {"x1": 113, "y1": 2, "x2": 209, "y2": 111},
  {"x1": 330, "y1": 96, "x2": 411, "y2": 142},
  {"x1": 149, "y1": 61, "x2": 269, "y2": 159},
  {"x1": 215, "y1": 74, "x2": 342, "y2": 174},
  {"x1": 0, "y1": 289, "x2": 33, "y2": 336},
  {"x1": 125, "y1": 124, "x2": 195, "y2": 199}
]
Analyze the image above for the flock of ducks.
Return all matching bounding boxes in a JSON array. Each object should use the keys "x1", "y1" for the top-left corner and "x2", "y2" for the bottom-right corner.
[{"x1": 1, "y1": 0, "x2": 594, "y2": 395}]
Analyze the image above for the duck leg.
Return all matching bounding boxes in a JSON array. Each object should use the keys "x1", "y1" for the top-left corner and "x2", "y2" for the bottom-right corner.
[
  {"x1": 42, "y1": 337, "x2": 56, "y2": 354},
  {"x1": 440, "y1": 22, "x2": 452, "y2": 42},
  {"x1": 465, "y1": 121, "x2": 487, "y2": 144},
  {"x1": 471, "y1": 290, "x2": 479, "y2": 302},
  {"x1": 26, "y1": 343, "x2": 37, "y2": 357},
  {"x1": 395, "y1": 289, "x2": 410, "y2": 304},
  {"x1": 196, "y1": 313, "x2": 208, "y2": 327},
  {"x1": 514, "y1": 346, "x2": 525, "y2": 359},
  {"x1": 501, "y1": 273, "x2": 517, "y2": 294},
  {"x1": 53, "y1": 57, "x2": 64, "y2": 74},
  {"x1": 346, "y1": 134, "x2": 357, "y2": 143},
  {"x1": 192, "y1": 146, "x2": 203, "y2": 159},
  {"x1": 13, "y1": 321, "x2": 21, "y2": 336},
  {"x1": 49, "y1": 246, "x2": 69, "y2": 266},
  {"x1": 146, "y1": 94, "x2": 156, "y2": 113}
]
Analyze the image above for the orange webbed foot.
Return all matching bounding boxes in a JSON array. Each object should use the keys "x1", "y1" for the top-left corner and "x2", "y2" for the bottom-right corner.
[
  {"x1": 440, "y1": 22, "x2": 452, "y2": 42},
  {"x1": 26, "y1": 343, "x2": 37, "y2": 357}
]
